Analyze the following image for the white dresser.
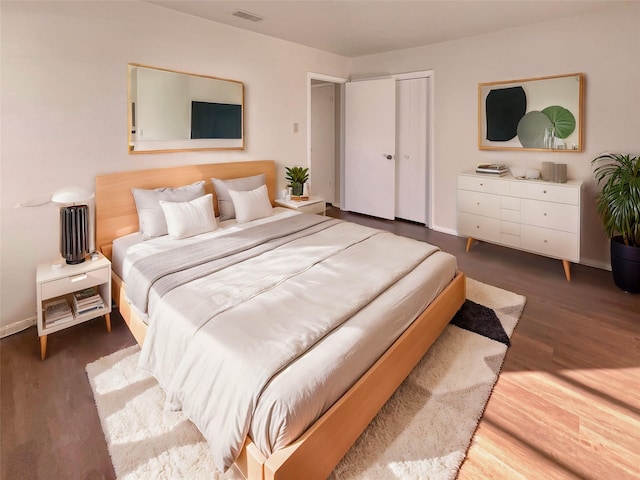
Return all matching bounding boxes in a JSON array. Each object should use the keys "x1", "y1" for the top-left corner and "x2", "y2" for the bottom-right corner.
[{"x1": 457, "y1": 172, "x2": 582, "y2": 281}]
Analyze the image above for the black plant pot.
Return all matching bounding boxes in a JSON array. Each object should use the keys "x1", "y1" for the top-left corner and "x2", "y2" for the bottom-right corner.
[{"x1": 610, "y1": 236, "x2": 640, "y2": 293}]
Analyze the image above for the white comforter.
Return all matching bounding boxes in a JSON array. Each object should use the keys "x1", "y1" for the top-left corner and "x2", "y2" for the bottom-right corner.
[{"x1": 132, "y1": 213, "x2": 453, "y2": 471}]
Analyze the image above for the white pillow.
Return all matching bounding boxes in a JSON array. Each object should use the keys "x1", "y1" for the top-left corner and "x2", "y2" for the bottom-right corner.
[
  {"x1": 159, "y1": 194, "x2": 217, "y2": 240},
  {"x1": 132, "y1": 181, "x2": 206, "y2": 239},
  {"x1": 211, "y1": 174, "x2": 266, "y2": 221},
  {"x1": 228, "y1": 185, "x2": 273, "y2": 223}
]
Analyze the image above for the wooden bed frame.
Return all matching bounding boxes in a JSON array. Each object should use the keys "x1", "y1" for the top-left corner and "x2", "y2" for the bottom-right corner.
[{"x1": 95, "y1": 160, "x2": 466, "y2": 480}]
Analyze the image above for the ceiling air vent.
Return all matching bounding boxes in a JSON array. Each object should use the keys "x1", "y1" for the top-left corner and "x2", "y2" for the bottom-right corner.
[{"x1": 231, "y1": 9, "x2": 264, "y2": 22}]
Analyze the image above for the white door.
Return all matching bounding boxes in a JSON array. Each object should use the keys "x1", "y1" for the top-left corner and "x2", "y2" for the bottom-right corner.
[
  {"x1": 345, "y1": 78, "x2": 396, "y2": 219},
  {"x1": 310, "y1": 84, "x2": 335, "y2": 204},
  {"x1": 396, "y1": 77, "x2": 428, "y2": 223}
]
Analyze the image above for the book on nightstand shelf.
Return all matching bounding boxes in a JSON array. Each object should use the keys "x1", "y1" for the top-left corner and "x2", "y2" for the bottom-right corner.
[
  {"x1": 476, "y1": 163, "x2": 508, "y2": 175},
  {"x1": 44, "y1": 298, "x2": 74, "y2": 327},
  {"x1": 72, "y1": 287, "x2": 104, "y2": 315}
]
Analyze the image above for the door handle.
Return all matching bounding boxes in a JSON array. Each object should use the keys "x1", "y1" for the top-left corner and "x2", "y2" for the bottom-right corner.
[{"x1": 384, "y1": 154, "x2": 394, "y2": 160}]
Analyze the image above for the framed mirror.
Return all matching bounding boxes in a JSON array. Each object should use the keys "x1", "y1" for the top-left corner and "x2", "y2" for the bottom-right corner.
[
  {"x1": 128, "y1": 64, "x2": 244, "y2": 153},
  {"x1": 478, "y1": 73, "x2": 583, "y2": 152}
]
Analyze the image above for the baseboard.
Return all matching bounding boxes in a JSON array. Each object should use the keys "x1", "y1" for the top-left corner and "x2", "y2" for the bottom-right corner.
[
  {"x1": 580, "y1": 257, "x2": 611, "y2": 271},
  {"x1": 431, "y1": 225, "x2": 458, "y2": 236},
  {"x1": 0, "y1": 316, "x2": 36, "y2": 338}
]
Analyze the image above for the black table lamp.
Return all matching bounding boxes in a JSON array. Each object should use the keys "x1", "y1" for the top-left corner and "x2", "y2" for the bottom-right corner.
[{"x1": 51, "y1": 187, "x2": 94, "y2": 264}]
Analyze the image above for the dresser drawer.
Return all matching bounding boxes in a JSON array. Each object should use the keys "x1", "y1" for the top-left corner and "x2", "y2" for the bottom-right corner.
[
  {"x1": 521, "y1": 225, "x2": 579, "y2": 261},
  {"x1": 501, "y1": 220, "x2": 520, "y2": 236},
  {"x1": 501, "y1": 208, "x2": 521, "y2": 223},
  {"x1": 501, "y1": 196, "x2": 521, "y2": 211},
  {"x1": 522, "y1": 199, "x2": 579, "y2": 234},
  {"x1": 512, "y1": 181, "x2": 579, "y2": 205},
  {"x1": 41, "y1": 266, "x2": 110, "y2": 300},
  {"x1": 458, "y1": 175, "x2": 510, "y2": 195},
  {"x1": 458, "y1": 212, "x2": 501, "y2": 243},
  {"x1": 501, "y1": 233, "x2": 521, "y2": 248},
  {"x1": 458, "y1": 190, "x2": 500, "y2": 218}
]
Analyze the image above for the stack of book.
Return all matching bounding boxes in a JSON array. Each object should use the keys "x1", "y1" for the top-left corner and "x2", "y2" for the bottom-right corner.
[
  {"x1": 72, "y1": 287, "x2": 105, "y2": 316},
  {"x1": 476, "y1": 163, "x2": 508, "y2": 176},
  {"x1": 44, "y1": 298, "x2": 74, "y2": 327}
]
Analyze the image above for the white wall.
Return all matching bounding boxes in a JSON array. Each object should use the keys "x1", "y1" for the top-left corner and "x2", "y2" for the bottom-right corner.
[
  {"x1": 2, "y1": 2, "x2": 638, "y2": 335},
  {"x1": 351, "y1": 3, "x2": 640, "y2": 270},
  {"x1": 0, "y1": 1, "x2": 350, "y2": 335}
]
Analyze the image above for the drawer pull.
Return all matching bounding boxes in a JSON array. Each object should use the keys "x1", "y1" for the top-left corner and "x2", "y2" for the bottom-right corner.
[{"x1": 70, "y1": 274, "x2": 88, "y2": 283}]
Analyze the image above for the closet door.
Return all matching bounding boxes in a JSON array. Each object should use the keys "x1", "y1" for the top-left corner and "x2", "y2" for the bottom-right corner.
[
  {"x1": 345, "y1": 78, "x2": 396, "y2": 219},
  {"x1": 395, "y1": 77, "x2": 428, "y2": 224}
]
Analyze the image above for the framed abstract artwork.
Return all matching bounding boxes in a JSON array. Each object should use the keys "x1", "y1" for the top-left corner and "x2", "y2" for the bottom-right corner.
[{"x1": 478, "y1": 73, "x2": 583, "y2": 152}]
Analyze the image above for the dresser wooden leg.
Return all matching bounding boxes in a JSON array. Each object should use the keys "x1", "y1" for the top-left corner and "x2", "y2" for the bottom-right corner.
[
  {"x1": 105, "y1": 313, "x2": 111, "y2": 333},
  {"x1": 562, "y1": 259, "x2": 571, "y2": 282},
  {"x1": 466, "y1": 237, "x2": 474, "y2": 252},
  {"x1": 39, "y1": 335, "x2": 47, "y2": 361}
]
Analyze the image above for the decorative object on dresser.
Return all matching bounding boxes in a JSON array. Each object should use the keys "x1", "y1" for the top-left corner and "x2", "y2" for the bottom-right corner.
[
  {"x1": 51, "y1": 186, "x2": 94, "y2": 264},
  {"x1": 554, "y1": 163, "x2": 568, "y2": 183},
  {"x1": 592, "y1": 153, "x2": 640, "y2": 293},
  {"x1": 458, "y1": 172, "x2": 582, "y2": 281},
  {"x1": 541, "y1": 161, "x2": 555, "y2": 181},
  {"x1": 36, "y1": 252, "x2": 112, "y2": 360},
  {"x1": 284, "y1": 166, "x2": 309, "y2": 199},
  {"x1": 508, "y1": 166, "x2": 540, "y2": 180},
  {"x1": 475, "y1": 163, "x2": 508, "y2": 175}
]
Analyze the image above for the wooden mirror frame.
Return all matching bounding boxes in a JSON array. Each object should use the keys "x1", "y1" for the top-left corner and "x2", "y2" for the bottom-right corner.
[
  {"x1": 478, "y1": 73, "x2": 583, "y2": 152},
  {"x1": 128, "y1": 63, "x2": 245, "y2": 154}
]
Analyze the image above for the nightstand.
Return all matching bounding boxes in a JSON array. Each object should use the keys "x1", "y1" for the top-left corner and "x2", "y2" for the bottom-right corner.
[
  {"x1": 36, "y1": 253, "x2": 112, "y2": 360},
  {"x1": 275, "y1": 196, "x2": 326, "y2": 215}
]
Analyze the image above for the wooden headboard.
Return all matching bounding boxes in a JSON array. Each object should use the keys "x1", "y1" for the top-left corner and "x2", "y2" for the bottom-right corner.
[{"x1": 95, "y1": 160, "x2": 277, "y2": 257}]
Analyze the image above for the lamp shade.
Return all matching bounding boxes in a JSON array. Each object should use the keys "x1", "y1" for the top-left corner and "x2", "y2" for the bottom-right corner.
[
  {"x1": 51, "y1": 186, "x2": 93, "y2": 264},
  {"x1": 51, "y1": 186, "x2": 94, "y2": 205}
]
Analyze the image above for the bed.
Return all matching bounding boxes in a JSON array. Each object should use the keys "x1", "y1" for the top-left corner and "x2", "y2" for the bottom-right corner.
[{"x1": 95, "y1": 160, "x2": 465, "y2": 480}]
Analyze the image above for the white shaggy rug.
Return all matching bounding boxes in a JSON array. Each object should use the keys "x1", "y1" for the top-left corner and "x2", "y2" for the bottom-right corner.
[{"x1": 86, "y1": 278, "x2": 525, "y2": 480}]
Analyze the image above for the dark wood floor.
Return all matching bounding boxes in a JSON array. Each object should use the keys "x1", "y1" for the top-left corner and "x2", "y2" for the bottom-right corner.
[{"x1": 2, "y1": 208, "x2": 639, "y2": 479}]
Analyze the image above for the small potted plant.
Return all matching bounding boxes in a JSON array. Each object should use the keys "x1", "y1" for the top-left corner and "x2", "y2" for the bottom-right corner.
[
  {"x1": 285, "y1": 166, "x2": 309, "y2": 200},
  {"x1": 592, "y1": 153, "x2": 640, "y2": 293}
]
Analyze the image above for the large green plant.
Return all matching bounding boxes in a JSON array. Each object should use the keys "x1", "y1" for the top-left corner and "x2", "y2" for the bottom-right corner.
[{"x1": 592, "y1": 153, "x2": 640, "y2": 247}]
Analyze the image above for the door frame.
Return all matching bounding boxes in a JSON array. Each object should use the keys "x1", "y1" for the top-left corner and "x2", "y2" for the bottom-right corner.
[
  {"x1": 307, "y1": 70, "x2": 434, "y2": 226},
  {"x1": 310, "y1": 83, "x2": 336, "y2": 205},
  {"x1": 307, "y1": 72, "x2": 348, "y2": 207}
]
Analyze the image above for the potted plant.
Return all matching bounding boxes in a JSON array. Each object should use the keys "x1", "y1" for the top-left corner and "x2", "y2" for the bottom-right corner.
[
  {"x1": 592, "y1": 153, "x2": 640, "y2": 293},
  {"x1": 285, "y1": 166, "x2": 309, "y2": 199}
]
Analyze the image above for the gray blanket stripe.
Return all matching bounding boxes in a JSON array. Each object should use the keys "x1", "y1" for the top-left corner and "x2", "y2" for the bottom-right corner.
[
  {"x1": 147, "y1": 219, "x2": 345, "y2": 315},
  {"x1": 126, "y1": 214, "x2": 340, "y2": 313}
]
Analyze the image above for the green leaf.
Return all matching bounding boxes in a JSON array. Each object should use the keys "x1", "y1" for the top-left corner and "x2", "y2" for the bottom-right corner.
[
  {"x1": 541, "y1": 106, "x2": 576, "y2": 139},
  {"x1": 284, "y1": 166, "x2": 309, "y2": 185},
  {"x1": 591, "y1": 153, "x2": 640, "y2": 246}
]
